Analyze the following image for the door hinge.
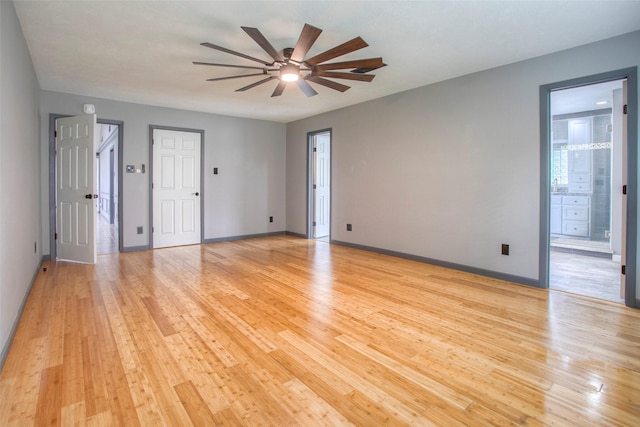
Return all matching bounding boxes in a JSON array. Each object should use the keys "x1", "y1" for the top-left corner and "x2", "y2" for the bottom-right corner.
[
  {"x1": 313, "y1": 184, "x2": 317, "y2": 189},
  {"x1": 313, "y1": 147, "x2": 317, "y2": 152},
  {"x1": 54, "y1": 130, "x2": 57, "y2": 138},
  {"x1": 313, "y1": 221, "x2": 316, "y2": 227},
  {"x1": 623, "y1": 104, "x2": 627, "y2": 114},
  {"x1": 622, "y1": 265, "x2": 626, "y2": 275},
  {"x1": 152, "y1": 183, "x2": 154, "y2": 189},
  {"x1": 54, "y1": 232, "x2": 57, "y2": 240},
  {"x1": 152, "y1": 226, "x2": 154, "y2": 233},
  {"x1": 623, "y1": 184, "x2": 627, "y2": 195}
]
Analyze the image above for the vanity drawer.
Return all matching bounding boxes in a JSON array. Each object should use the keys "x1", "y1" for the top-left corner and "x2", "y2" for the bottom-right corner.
[
  {"x1": 563, "y1": 221, "x2": 589, "y2": 237},
  {"x1": 568, "y1": 182, "x2": 592, "y2": 193},
  {"x1": 571, "y1": 173, "x2": 591, "y2": 183},
  {"x1": 562, "y1": 196, "x2": 589, "y2": 206},
  {"x1": 563, "y1": 206, "x2": 589, "y2": 221}
]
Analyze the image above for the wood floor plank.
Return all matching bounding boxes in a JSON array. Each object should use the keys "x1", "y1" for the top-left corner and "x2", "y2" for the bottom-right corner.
[
  {"x1": 1, "y1": 236, "x2": 639, "y2": 425},
  {"x1": 174, "y1": 380, "x2": 217, "y2": 425},
  {"x1": 34, "y1": 364, "x2": 63, "y2": 426}
]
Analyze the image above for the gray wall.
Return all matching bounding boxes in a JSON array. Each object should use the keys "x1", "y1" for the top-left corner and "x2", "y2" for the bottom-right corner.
[
  {"x1": 0, "y1": 1, "x2": 42, "y2": 363},
  {"x1": 39, "y1": 92, "x2": 287, "y2": 252},
  {"x1": 286, "y1": 31, "x2": 640, "y2": 291}
]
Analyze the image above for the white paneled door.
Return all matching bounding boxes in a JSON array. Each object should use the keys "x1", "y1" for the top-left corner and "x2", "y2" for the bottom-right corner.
[
  {"x1": 56, "y1": 114, "x2": 98, "y2": 264},
  {"x1": 313, "y1": 132, "x2": 331, "y2": 238},
  {"x1": 152, "y1": 129, "x2": 201, "y2": 248}
]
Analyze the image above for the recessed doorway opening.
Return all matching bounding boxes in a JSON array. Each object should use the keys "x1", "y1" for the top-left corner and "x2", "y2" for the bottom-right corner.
[
  {"x1": 96, "y1": 123, "x2": 120, "y2": 254},
  {"x1": 549, "y1": 80, "x2": 625, "y2": 303}
]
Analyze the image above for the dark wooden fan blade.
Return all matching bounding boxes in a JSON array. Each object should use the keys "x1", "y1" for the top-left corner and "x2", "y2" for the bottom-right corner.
[
  {"x1": 290, "y1": 24, "x2": 322, "y2": 63},
  {"x1": 304, "y1": 37, "x2": 368, "y2": 66},
  {"x1": 296, "y1": 79, "x2": 318, "y2": 97},
  {"x1": 201, "y1": 42, "x2": 271, "y2": 65},
  {"x1": 235, "y1": 76, "x2": 276, "y2": 92},
  {"x1": 206, "y1": 73, "x2": 267, "y2": 82},
  {"x1": 315, "y1": 58, "x2": 383, "y2": 71},
  {"x1": 241, "y1": 26, "x2": 284, "y2": 62},
  {"x1": 271, "y1": 80, "x2": 287, "y2": 97},
  {"x1": 193, "y1": 61, "x2": 267, "y2": 70},
  {"x1": 316, "y1": 71, "x2": 375, "y2": 82},
  {"x1": 305, "y1": 76, "x2": 350, "y2": 92}
]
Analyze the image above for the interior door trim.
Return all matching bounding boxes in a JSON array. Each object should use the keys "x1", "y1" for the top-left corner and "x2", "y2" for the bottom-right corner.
[
  {"x1": 148, "y1": 125, "x2": 205, "y2": 249},
  {"x1": 539, "y1": 67, "x2": 638, "y2": 308},
  {"x1": 48, "y1": 114, "x2": 124, "y2": 260}
]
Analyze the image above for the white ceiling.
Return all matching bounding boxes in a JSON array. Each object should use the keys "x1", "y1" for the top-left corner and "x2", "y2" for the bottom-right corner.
[{"x1": 13, "y1": 0, "x2": 640, "y2": 123}]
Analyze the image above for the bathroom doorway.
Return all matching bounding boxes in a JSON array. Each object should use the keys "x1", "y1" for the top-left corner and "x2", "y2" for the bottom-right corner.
[{"x1": 540, "y1": 67, "x2": 637, "y2": 307}]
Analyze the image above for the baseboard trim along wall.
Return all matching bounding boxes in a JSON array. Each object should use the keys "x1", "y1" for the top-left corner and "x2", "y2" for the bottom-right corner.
[
  {"x1": 0, "y1": 257, "x2": 44, "y2": 371},
  {"x1": 122, "y1": 245, "x2": 151, "y2": 253},
  {"x1": 204, "y1": 231, "x2": 286, "y2": 244},
  {"x1": 285, "y1": 231, "x2": 307, "y2": 239},
  {"x1": 331, "y1": 239, "x2": 540, "y2": 289}
]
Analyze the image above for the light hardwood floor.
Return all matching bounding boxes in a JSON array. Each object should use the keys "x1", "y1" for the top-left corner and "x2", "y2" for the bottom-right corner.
[{"x1": 1, "y1": 236, "x2": 639, "y2": 426}]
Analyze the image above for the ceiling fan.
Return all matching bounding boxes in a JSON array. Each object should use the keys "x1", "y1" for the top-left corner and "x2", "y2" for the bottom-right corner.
[{"x1": 194, "y1": 23, "x2": 385, "y2": 97}]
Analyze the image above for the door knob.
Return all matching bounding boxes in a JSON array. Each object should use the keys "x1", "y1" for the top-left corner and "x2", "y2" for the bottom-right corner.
[
  {"x1": 85, "y1": 194, "x2": 98, "y2": 199},
  {"x1": 193, "y1": 192, "x2": 199, "y2": 196}
]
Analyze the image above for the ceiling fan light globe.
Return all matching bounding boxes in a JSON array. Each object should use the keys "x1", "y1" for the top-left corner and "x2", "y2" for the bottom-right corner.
[{"x1": 280, "y1": 64, "x2": 300, "y2": 82}]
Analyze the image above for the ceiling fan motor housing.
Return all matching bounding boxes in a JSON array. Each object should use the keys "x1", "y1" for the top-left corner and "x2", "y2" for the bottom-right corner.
[{"x1": 283, "y1": 47, "x2": 294, "y2": 62}]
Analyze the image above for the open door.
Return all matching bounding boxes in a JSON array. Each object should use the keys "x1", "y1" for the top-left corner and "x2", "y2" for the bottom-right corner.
[{"x1": 56, "y1": 114, "x2": 98, "y2": 264}]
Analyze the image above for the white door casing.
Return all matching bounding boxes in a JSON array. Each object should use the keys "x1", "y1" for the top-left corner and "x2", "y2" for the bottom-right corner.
[
  {"x1": 56, "y1": 114, "x2": 97, "y2": 264},
  {"x1": 152, "y1": 129, "x2": 201, "y2": 248},
  {"x1": 313, "y1": 132, "x2": 331, "y2": 238}
]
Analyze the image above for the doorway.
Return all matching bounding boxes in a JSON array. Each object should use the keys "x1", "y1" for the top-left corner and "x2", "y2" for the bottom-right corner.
[
  {"x1": 539, "y1": 68, "x2": 638, "y2": 308},
  {"x1": 48, "y1": 115, "x2": 124, "y2": 261},
  {"x1": 96, "y1": 123, "x2": 120, "y2": 254},
  {"x1": 308, "y1": 129, "x2": 332, "y2": 240}
]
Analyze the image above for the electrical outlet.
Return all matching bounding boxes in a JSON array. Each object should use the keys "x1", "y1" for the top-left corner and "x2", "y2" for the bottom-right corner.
[
  {"x1": 347, "y1": 224, "x2": 352, "y2": 231},
  {"x1": 501, "y1": 244, "x2": 509, "y2": 256},
  {"x1": 137, "y1": 226, "x2": 143, "y2": 234},
  {"x1": 269, "y1": 216, "x2": 273, "y2": 223}
]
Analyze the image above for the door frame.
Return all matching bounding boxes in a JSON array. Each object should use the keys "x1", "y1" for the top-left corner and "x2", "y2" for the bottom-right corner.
[
  {"x1": 48, "y1": 114, "x2": 124, "y2": 259},
  {"x1": 539, "y1": 67, "x2": 638, "y2": 308},
  {"x1": 307, "y1": 128, "x2": 332, "y2": 239},
  {"x1": 148, "y1": 125, "x2": 205, "y2": 249},
  {"x1": 109, "y1": 147, "x2": 116, "y2": 225}
]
